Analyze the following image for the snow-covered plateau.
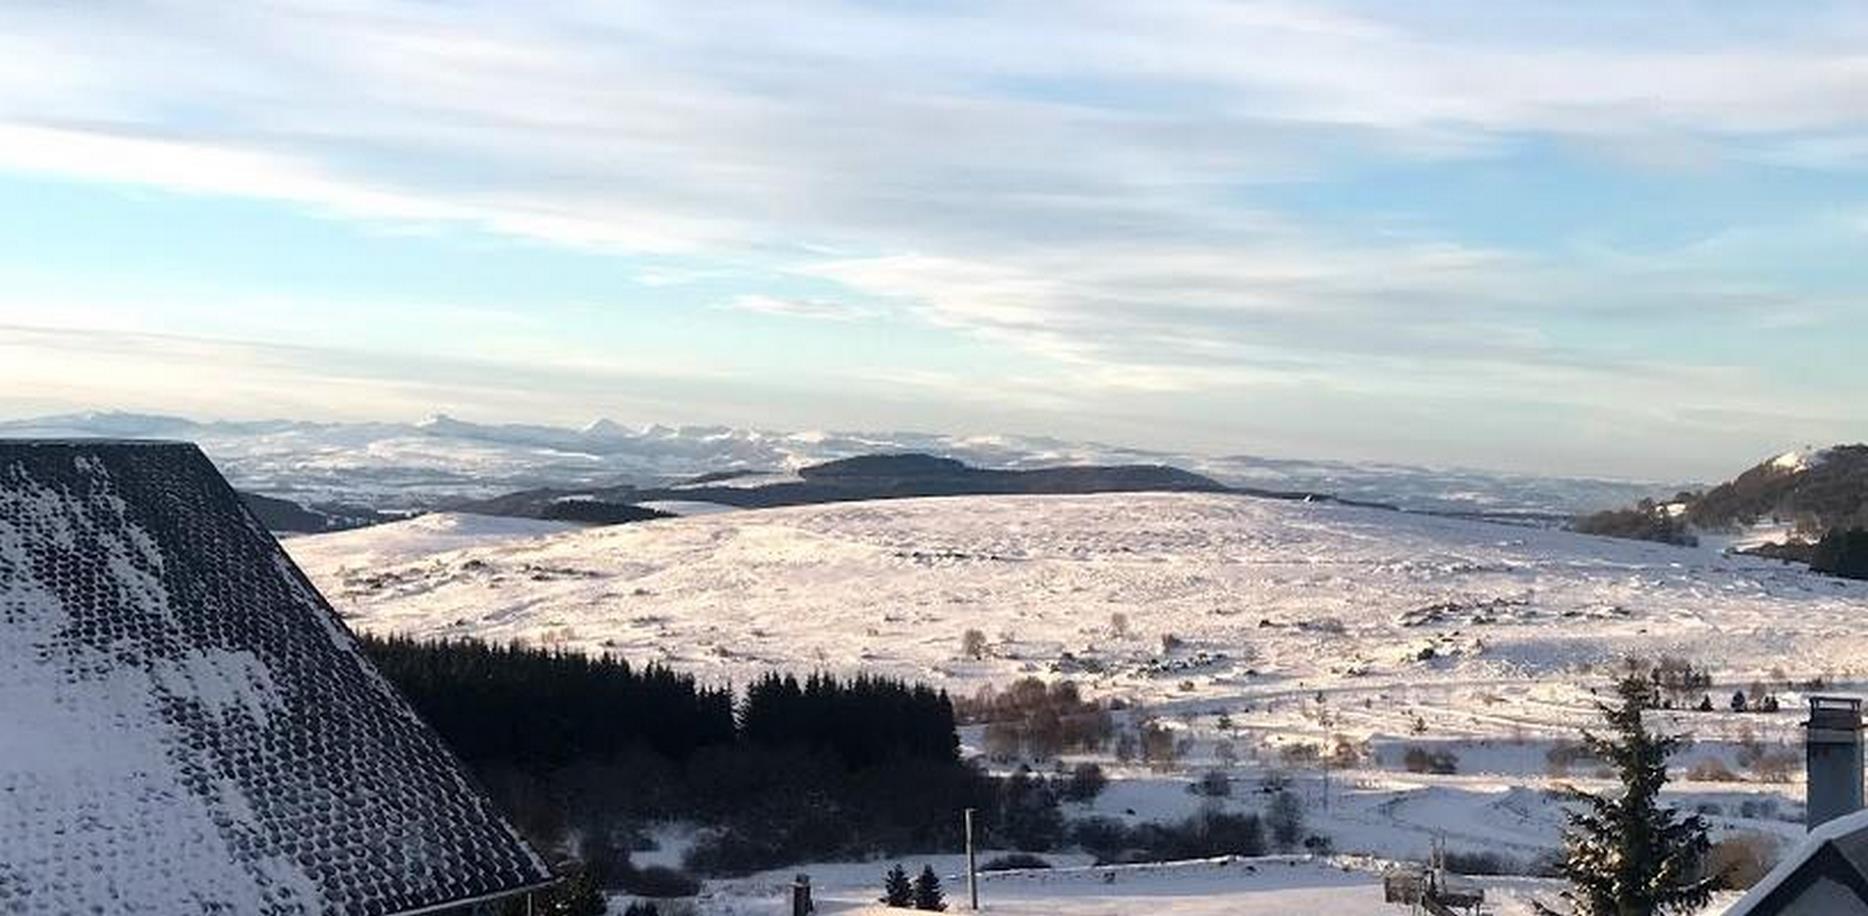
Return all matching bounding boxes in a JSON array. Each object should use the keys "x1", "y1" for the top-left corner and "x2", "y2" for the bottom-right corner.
[{"x1": 287, "y1": 491, "x2": 1851, "y2": 914}]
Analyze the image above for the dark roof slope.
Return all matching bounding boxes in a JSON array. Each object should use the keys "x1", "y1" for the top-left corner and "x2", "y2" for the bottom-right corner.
[
  {"x1": 0, "y1": 441, "x2": 550, "y2": 915},
  {"x1": 1725, "y1": 808, "x2": 1868, "y2": 915}
]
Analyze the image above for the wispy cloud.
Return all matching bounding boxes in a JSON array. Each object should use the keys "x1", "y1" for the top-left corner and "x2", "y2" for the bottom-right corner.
[
  {"x1": 722, "y1": 295, "x2": 875, "y2": 322},
  {"x1": 2, "y1": 1, "x2": 1867, "y2": 474}
]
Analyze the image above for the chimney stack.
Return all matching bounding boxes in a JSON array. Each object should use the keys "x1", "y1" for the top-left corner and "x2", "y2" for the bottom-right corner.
[{"x1": 1805, "y1": 696, "x2": 1864, "y2": 830}]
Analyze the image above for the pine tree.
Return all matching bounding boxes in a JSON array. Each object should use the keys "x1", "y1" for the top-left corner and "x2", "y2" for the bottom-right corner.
[
  {"x1": 1538, "y1": 675, "x2": 1716, "y2": 916},
  {"x1": 912, "y1": 865, "x2": 948, "y2": 911},
  {"x1": 881, "y1": 864, "x2": 913, "y2": 908}
]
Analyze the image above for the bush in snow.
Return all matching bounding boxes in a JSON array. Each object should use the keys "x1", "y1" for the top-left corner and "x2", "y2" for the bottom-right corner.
[
  {"x1": 1744, "y1": 749, "x2": 1798, "y2": 783},
  {"x1": 961, "y1": 628, "x2": 988, "y2": 660},
  {"x1": 1190, "y1": 769, "x2": 1233, "y2": 798},
  {"x1": 1063, "y1": 762, "x2": 1108, "y2": 802},
  {"x1": 616, "y1": 865, "x2": 700, "y2": 899},
  {"x1": 980, "y1": 853, "x2": 1052, "y2": 872},
  {"x1": 1266, "y1": 790, "x2": 1304, "y2": 852},
  {"x1": 1139, "y1": 720, "x2": 1180, "y2": 771},
  {"x1": 1443, "y1": 849, "x2": 1517, "y2": 876},
  {"x1": 1402, "y1": 745, "x2": 1460, "y2": 775},
  {"x1": 1068, "y1": 809, "x2": 1267, "y2": 865},
  {"x1": 1686, "y1": 758, "x2": 1739, "y2": 782},
  {"x1": 881, "y1": 864, "x2": 913, "y2": 907},
  {"x1": 1702, "y1": 833, "x2": 1781, "y2": 890},
  {"x1": 996, "y1": 765, "x2": 1065, "y2": 851},
  {"x1": 912, "y1": 866, "x2": 948, "y2": 911}
]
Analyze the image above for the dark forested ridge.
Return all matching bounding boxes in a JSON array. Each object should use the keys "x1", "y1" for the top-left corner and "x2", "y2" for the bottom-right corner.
[
  {"x1": 358, "y1": 634, "x2": 1008, "y2": 883},
  {"x1": 239, "y1": 490, "x2": 396, "y2": 533},
  {"x1": 1687, "y1": 445, "x2": 1868, "y2": 533},
  {"x1": 1573, "y1": 445, "x2": 1868, "y2": 565},
  {"x1": 1812, "y1": 528, "x2": 1868, "y2": 580},
  {"x1": 446, "y1": 452, "x2": 1234, "y2": 522}
]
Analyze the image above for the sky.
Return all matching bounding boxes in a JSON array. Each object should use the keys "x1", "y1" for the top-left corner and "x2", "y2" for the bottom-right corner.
[{"x1": 1, "y1": 2, "x2": 1866, "y2": 480}]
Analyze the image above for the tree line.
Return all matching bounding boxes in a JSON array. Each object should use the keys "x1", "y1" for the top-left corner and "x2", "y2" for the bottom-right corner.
[{"x1": 358, "y1": 634, "x2": 1027, "y2": 889}]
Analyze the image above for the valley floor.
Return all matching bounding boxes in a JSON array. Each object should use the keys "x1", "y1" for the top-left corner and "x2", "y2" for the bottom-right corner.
[{"x1": 287, "y1": 493, "x2": 1863, "y2": 911}]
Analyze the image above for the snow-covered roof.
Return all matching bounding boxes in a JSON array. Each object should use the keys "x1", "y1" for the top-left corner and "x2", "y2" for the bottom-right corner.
[
  {"x1": 1724, "y1": 807, "x2": 1868, "y2": 915},
  {"x1": 0, "y1": 441, "x2": 550, "y2": 915}
]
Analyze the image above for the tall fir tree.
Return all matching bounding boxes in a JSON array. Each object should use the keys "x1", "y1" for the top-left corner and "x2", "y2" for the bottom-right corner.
[
  {"x1": 1539, "y1": 675, "x2": 1716, "y2": 916},
  {"x1": 881, "y1": 864, "x2": 913, "y2": 907},
  {"x1": 912, "y1": 865, "x2": 948, "y2": 911}
]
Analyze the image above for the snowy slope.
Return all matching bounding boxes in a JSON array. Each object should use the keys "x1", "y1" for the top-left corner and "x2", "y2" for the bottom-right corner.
[
  {"x1": 292, "y1": 492, "x2": 1868, "y2": 693},
  {"x1": 290, "y1": 491, "x2": 1850, "y2": 875},
  {"x1": 282, "y1": 511, "x2": 583, "y2": 571}
]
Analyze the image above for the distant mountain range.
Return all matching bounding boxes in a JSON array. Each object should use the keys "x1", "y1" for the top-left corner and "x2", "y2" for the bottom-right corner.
[{"x1": 0, "y1": 411, "x2": 1676, "y2": 518}]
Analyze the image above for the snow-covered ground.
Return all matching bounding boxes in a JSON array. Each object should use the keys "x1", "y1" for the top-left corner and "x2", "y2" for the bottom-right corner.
[
  {"x1": 287, "y1": 492, "x2": 1852, "y2": 911},
  {"x1": 281, "y1": 511, "x2": 582, "y2": 571},
  {"x1": 693, "y1": 856, "x2": 1567, "y2": 915}
]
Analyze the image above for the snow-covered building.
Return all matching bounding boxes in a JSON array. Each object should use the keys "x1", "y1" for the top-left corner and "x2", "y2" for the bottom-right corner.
[
  {"x1": 0, "y1": 441, "x2": 552, "y2": 914},
  {"x1": 1724, "y1": 698, "x2": 1868, "y2": 915}
]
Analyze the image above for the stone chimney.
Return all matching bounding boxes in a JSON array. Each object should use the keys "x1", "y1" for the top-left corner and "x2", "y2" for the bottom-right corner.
[{"x1": 1805, "y1": 696, "x2": 1864, "y2": 830}]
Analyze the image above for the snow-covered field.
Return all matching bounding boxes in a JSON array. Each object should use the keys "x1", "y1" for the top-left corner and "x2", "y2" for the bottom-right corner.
[
  {"x1": 287, "y1": 492, "x2": 1857, "y2": 913},
  {"x1": 687, "y1": 855, "x2": 1656, "y2": 916}
]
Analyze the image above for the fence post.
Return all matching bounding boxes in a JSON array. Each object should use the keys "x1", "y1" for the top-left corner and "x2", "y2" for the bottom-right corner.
[
  {"x1": 965, "y1": 807, "x2": 979, "y2": 910},
  {"x1": 792, "y1": 873, "x2": 813, "y2": 915}
]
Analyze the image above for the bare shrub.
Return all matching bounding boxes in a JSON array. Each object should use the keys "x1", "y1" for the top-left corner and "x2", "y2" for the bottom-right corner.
[
  {"x1": 1277, "y1": 742, "x2": 1321, "y2": 767},
  {"x1": 961, "y1": 628, "x2": 988, "y2": 659},
  {"x1": 1402, "y1": 745, "x2": 1460, "y2": 775},
  {"x1": 1329, "y1": 734, "x2": 1365, "y2": 769},
  {"x1": 982, "y1": 722, "x2": 1023, "y2": 761},
  {"x1": 1443, "y1": 850, "x2": 1518, "y2": 876},
  {"x1": 1686, "y1": 759, "x2": 1740, "y2": 782},
  {"x1": 1140, "y1": 720, "x2": 1179, "y2": 771},
  {"x1": 1266, "y1": 790, "x2": 1304, "y2": 852},
  {"x1": 1703, "y1": 833, "x2": 1781, "y2": 890},
  {"x1": 954, "y1": 677, "x2": 1114, "y2": 760},
  {"x1": 1746, "y1": 750, "x2": 1798, "y2": 783},
  {"x1": 1110, "y1": 612, "x2": 1130, "y2": 638},
  {"x1": 1190, "y1": 769, "x2": 1232, "y2": 798},
  {"x1": 1214, "y1": 740, "x2": 1238, "y2": 767},
  {"x1": 1546, "y1": 739, "x2": 1598, "y2": 778},
  {"x1": 1063, "y1": 762, "x2": 1108, "y2": 802}
]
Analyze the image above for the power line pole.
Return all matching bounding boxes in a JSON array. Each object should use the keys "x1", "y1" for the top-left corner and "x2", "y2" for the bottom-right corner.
[{"x1": 964, "y1": 807, "x2": 979, "y2": 910}]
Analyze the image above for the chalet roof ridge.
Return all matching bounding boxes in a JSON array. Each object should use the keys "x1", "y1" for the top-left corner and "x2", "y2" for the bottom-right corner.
[{"x1": 0, "y1": 441, "x2": 552, "y2": 915}]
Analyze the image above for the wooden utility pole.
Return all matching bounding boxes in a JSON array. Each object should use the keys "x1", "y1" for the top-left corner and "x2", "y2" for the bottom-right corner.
[{"x1": 964, "y1": 807, "x2": 979, "y2": 910}]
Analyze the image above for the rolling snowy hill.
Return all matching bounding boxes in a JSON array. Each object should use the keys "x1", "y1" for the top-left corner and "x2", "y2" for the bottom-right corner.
[{"x1": 287, "y1": 491, "x2": 1852, "y2": 884}]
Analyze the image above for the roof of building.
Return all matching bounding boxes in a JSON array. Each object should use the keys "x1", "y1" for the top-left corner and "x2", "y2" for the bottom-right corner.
[
  {"x1": 1724, "y1": 808, "x2": 1868, "y2": 915},
  {"x1": 0, "y1": 440, "x2": 551, "y2": 915}
]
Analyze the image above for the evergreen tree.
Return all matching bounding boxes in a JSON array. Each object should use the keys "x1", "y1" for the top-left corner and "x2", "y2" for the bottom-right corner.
[
  {"x1": 1728, "y1": 690, "x2": 1746, "y2": 713},
  {"x1": 912, "y1": 865, "x2": 948, "y2": 911},
  {"x1": 881, "y1": 864, "x2": 913, "y2": 907},
  {"x1": 1812, "y1": 528, "x2": 1868, "y2": 580},
  {"x1": 506, "y1": 864, "x2": 607, "y2": 916},
  {"x1": 1539, "y1": 676, "x2": 1716, "y2": 916}
]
